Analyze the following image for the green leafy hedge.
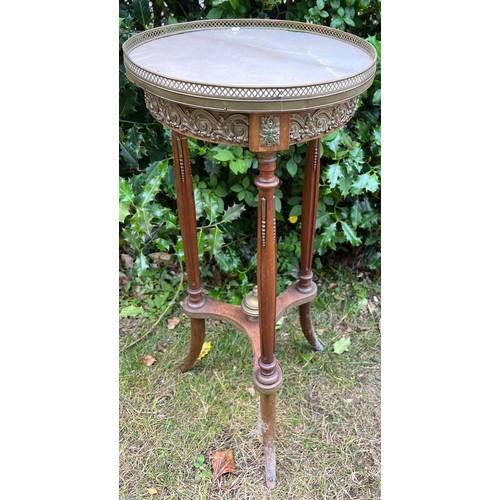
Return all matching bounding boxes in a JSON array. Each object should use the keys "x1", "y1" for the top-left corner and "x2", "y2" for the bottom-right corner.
[{"x1": 119, "y1": 0, "x2": 381, "y2": 308}]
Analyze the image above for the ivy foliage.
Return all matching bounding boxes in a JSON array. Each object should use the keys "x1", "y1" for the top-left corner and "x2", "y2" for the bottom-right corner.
[{"x1": 119, "y1": 0, "x2": 381, "y2": 308}]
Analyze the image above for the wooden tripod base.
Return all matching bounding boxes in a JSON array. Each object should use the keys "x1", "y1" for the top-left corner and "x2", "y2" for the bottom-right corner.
[
  {"x1": 180, "y1": 280, "x2": 323, "y2": 487},
  {"x1": 172, "y1": 131, "x2": 324, "y2": 488},
  {"x1": 181, "y1": 280, "x2": 320, "y2": 373}
]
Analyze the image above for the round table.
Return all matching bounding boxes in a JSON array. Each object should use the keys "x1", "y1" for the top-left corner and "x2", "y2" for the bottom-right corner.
[{"x1": 123, "y1": 19, "x2": 376, "y2": 489}]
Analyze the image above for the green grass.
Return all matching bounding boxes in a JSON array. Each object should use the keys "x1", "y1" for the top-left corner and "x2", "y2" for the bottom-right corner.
[{"x1": 119, "y1": 265, "x2": 380, "y2": 499}]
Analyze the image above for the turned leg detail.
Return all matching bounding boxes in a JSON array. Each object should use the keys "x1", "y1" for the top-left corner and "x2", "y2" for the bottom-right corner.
[
  {"x1": 172, "y1": 131, "x2": 206, "y2": 370},
  {"x1": 253, "y1": 151, "x2": 283, "y2": 490},
  {"x1": 298, "y1": 138, "x2": 324, "y2": 351},
  {"x1": 253, "y1": 151, "x2": 283, "y2": 392}
]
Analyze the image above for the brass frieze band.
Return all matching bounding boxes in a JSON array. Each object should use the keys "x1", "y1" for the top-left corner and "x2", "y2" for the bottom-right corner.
[
  {"x1": 289, "y1": 97, "x2": 359, "y2": 143},
  {"x1": 145, "y1": 91, "x2": 358, "y2": 148},
  {"x1": 145, "y1": 91, "x2": 249, "y2": 146}
]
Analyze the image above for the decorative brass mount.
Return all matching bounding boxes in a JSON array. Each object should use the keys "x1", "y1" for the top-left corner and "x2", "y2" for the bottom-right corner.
[{"x1": 241, "y1": 286, "x2": 260, "y2": 322}]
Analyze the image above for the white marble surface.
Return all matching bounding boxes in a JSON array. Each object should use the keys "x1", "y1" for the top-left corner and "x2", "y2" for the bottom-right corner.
[{"x1": 129, "y1": 28, "x2": 372, "y2": 87}]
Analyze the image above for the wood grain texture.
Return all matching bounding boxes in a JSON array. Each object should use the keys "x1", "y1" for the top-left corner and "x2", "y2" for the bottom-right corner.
[
  {"x1": 172, "y1": 131, "x2": 206, "y2": 370},
  {"x1": 298, "y1": 138, "x2": 321, "y2": 293},
  {"x1": 179, "y1": 318, "x2": 206, "y2": 372},
  {"x1": 171, "y1": 131, "x2": 204, "y2": 308}
]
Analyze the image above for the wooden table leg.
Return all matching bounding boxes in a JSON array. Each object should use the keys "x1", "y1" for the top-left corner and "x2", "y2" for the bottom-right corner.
[
  {"x1": 171, "y1": 131, "x2": 206, "y2": 372},
  {"x1": 297, "y1": 138, "x2": 324, "y2": 351},
  {"x1": 253, "y1": 151, "x2": 283, "y2": 489},
  {"x1": 260, "y1": 393, "x2": 277, "y2": 489}
]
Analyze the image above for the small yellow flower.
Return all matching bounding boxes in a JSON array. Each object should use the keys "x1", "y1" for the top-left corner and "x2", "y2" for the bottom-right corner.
[
  {"x1": 288, "y1": 216, "x2": 298, "y2": 224},
  {"x1": 197, "y1": 341, "x2": 212, "y2": 360}
]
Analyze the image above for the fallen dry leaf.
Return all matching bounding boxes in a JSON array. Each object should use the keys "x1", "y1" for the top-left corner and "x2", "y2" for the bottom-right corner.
[
  {"x1": 156, "y1": 343, "x2": 167, "y2": 352},
  {"x1": 119, "y1": 272, "x2": 130, "y2": 291},
  {"x1": 149, "y1": 252, "x2": 172, "y2": 264},
  {"x1": 246, "y1": 386, "x2": 256, "y2": 397},
  {"x1": 121, "y1": 253, "x2": 134, "y2": 269},
  {"x1": 367, "y1": 301, "x2": 377, "y2": 314},
  {"x1": 167, "y1": 316, "x2": 180, "y2": 330},
  {"x1": 147, "y1": 488, "x2": 158, "y2": 495},
  {"x1": 197, "y1": 341, "x2": 212, "y2": 360},
  {"x1": 142, "y1": 355, "x2": 157, "y2": 366},
  {"x1": 328, "y1": 282, "x2": 337, "y2": 289},
  {"x1": 211, "y1": 450, "x2": 235, "y2": 482},
  {"x1": 213, "y1": 269, "x2": 222, "y2": 286},
  {"x1": 316, "y1": 328, "x2": 325, "y2": 335}
]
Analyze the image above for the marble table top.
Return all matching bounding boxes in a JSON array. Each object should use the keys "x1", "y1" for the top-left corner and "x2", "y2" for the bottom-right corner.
[{"x1": 123, "y1": 19, "x2": 377, "y2": 112}]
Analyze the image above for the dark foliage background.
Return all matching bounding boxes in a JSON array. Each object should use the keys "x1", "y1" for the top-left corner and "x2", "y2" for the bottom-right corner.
[{"x1": 119, "y1": 0, "x2": 380, "y2": 313}]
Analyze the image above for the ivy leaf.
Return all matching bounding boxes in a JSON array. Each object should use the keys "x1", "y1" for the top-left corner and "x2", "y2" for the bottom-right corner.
[
  {"x1": 204, "y1": 193, "x2": 223, "y2": 224},
  {"x1": 130, "y1": 208, "x2": 153, "y2": 236},
  {"x1": 321, "y1": 222, "x2": 337, "y2": 244},
  {"x1": 134, "y1": 252, "x2": 149, "y2": 277},
  {"x1": 333, "y1": 336, "x2": 351, "y2": 354},
  {"x1": 350, "y1": 199, "x2": 362, "y2": 228},
  {"x1": 229, "y1": 158, "x2": 246, "y2": 175},
  {"x1": 193, "y1": 188, "x2": 204, "y2": 218},
  {"x1": 125, "y1": 126, "x2": 147, "y2": 160},
  {"x1": 286, "y1": 158, "x2": 298, "y2": 177},
  {"x1": 214, "y1": 185, "x2": 228, "y2": 197},
  {"x1": 289, "y1": 204, "x2": 302, "y2": 217},
  {"x1": 119, "y1": 87, "x2": 137, "y2": 117},
  {"x1": 120, "y1": 143, "x2": 138, "y2": 168},
  {"x1": 324, "y1": 131, "x2": 341, "y2": 152},
  {"x1": 215, "y1": 247, "x2": 241, "y2": 272},
  {"x1": 132, "y1": 0, "x2": 151, "y2": 27},
  {"x1": 275, "y1": 195, "x2": 282, "y2": 213},
  {"x1": 340, "y1": 221, "x2": 362, "y2": 246},
  {"x1": 355, "y1": 120, "x2": 371, "y2": 142},
  {"x1": 366, "y1": 35, "x2": 381, "y2": 60},
  {"x1": 331, "y1": 17, "x2": 344, "y2": 29},
  {"x1": 120, "y1": 305, "x2": 145, "y2": 317},
  {"x1": 206, "y1": 226, "x2": 224, "y2": 258},
  {"x1": 349, "y1": 146, "x2": 364, "y2": 163},
  {"x1": 119, "y1": 201, "x2": 130, "y2": 223},
  {"x1": 206, "y1": 6, "x2": 224, "y2": 19},
  {"x1": 326, "y1": 163, "x2": 342, "y2": 188},
  {"x1": 140, "y1": 176, "x2": 162, "y2": 206},
  {"x1": 121, "y1": 227, "x2": 141, "y2": 252},
  {"x1": 351, "y1": 173, "x2": 379, "y2": 194},
  {"x1": 154, "y1": 238, "x2": 172, "y2": 252},
  {"x1": 339, "y1": 174, "x2": 353, "y2": 196},
  {"x1": 222, "y1": 203, "x2": 245, "y2": 223},
  {"x1": 213, "y1": 149, "x2": 235, "y2": 162},
  {"x1": 119, "y1": 178, "x2": 135, "y2": 204}
]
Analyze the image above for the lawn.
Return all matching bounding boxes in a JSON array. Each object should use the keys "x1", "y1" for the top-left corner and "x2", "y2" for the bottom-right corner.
[{"x1": 119, "y1": 264, "x2": 380, "y2": 499}]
